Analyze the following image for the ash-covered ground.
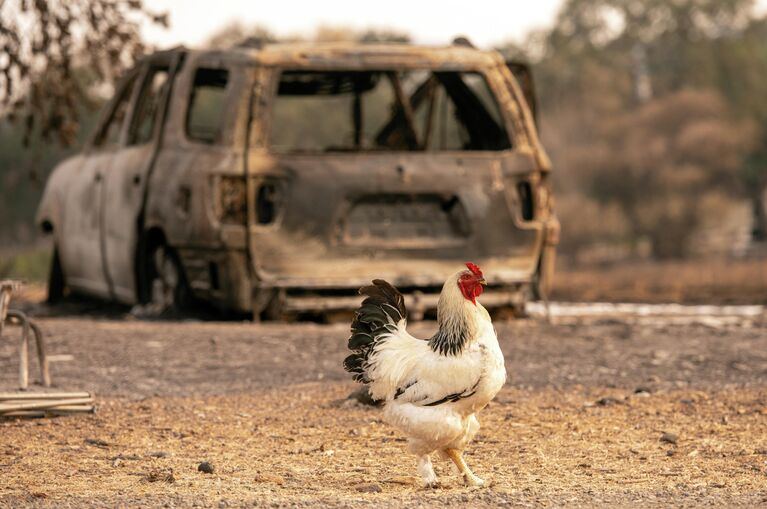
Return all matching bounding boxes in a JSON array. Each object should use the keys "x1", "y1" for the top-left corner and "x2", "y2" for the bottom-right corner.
[{"x1": 1, "y1": 306, "x2": 766, "y2": 507}]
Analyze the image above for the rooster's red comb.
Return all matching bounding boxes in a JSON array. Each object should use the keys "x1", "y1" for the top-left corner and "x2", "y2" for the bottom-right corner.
[{"x1": 465, "y1": 262, "x2": 483, "y2": 276}]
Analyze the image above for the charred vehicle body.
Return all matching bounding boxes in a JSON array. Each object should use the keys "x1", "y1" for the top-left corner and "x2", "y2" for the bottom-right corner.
[{"x1": 36, "y1": 42, "x2": 559, "y2": 318}]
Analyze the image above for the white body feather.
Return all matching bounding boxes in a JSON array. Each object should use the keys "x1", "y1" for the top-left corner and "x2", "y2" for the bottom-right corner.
[{"x1": 366, "y1": 271, "x2": 507, "y2": 456}]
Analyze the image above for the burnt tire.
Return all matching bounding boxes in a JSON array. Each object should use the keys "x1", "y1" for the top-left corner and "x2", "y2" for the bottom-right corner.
[
  {"x1": 148, "y1": 245, "x2": 190, "y2": 315},
  {"x1": 46, "y1": 246, "x2": 65, "y2": 304}
]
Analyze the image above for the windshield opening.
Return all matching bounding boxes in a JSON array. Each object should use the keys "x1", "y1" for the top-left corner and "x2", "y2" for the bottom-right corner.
[{"x1": 269, "y1": 70, "x2": 511, "y2": 153}]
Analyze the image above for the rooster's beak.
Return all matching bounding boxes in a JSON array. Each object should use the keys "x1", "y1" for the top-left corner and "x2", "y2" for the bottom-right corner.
[{"x1": 478, "y1": 278, "x2": 487, "y2": 286}]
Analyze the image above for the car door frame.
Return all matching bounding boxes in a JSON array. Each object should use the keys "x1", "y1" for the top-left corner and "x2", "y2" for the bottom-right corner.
[
  {"x1": 99, "y1": 50, "x2": 184, "y2": 303},
  {"x1": 56, "y1": 68, "x2": 142, "y2": 299}
]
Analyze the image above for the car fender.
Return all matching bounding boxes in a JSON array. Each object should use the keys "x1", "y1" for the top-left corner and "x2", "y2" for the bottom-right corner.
[{"x1": 35, "y1": 155, "x2": 86, "y2": 239}]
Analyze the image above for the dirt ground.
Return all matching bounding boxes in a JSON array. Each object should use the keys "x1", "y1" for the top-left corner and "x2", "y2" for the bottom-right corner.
[
  {"x1": 1, "y1": 308, "x2": 766, "y2": 507},
  {"x1": 552, "y1": 258, "x2": 767, "y2": 305}
]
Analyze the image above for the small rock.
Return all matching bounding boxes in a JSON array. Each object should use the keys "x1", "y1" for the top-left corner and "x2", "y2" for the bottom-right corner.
[
  {"x1": 198, "y1": 461, "x2": 215, "y2": 474},
  {"x1": 110, "y1": 453, "x2": 141, "y2": 462},
  {"x1": 353, "y1": 482, "x2": 382, "y2": 493},
  {"x1": 145, "y1": 468, "x2": 175, "y2": 483},
  {"x1": 596, "y1": 397, "x2": 623, "y2": 406},
  {"x1": 660, "y1": 432, "x2": 678, "y2": 445},
  {"x1": 148, "y1": 451, "x2": 170, "y2": 458},
  {"x1": 84, "y1": 438, "x2": 110, "y2": 448},
  {"x1": 254, "y1": 473, "x2": 285, "y2": 485},
  {"x1": 730, "y1": 362, "x2": 750, "y2": 372},
  {"x1": 634, "y1": 387, "x2": 652, "y2": 394}
]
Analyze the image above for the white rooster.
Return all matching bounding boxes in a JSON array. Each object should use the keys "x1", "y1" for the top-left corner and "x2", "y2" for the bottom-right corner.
[{"x1": 344, "y1": 262, "x2": 506, "y2": 487}]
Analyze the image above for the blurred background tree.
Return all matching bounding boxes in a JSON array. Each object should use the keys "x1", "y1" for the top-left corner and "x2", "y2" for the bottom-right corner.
[
  {"x1": 0, "y1": 0, "x2": 168, "y2": 146},
  {"x1": 0, "y1": 0, "x2": 167, "y2": 246},
  {"x1": 500, "y1": 0, "x2": 767, "y2": 261}
]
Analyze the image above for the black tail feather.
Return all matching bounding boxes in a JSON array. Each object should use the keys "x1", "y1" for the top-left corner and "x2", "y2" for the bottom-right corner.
[{"x1": 343, "y1": 279, "x2": 408, "y2": 384}]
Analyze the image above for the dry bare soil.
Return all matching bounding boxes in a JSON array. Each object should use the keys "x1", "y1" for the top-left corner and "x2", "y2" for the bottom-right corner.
[
  {"x1": 1, "y1": 312, "x2": 766, "y2": 507},
  {"x1": 552, "y1": 258, "x2": 767, "y2": 305}
]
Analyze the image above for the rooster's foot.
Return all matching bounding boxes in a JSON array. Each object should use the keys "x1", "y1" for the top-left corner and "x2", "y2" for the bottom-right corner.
[
  {"x1": 462, "y1": 472, "x2": 485, "y2": 487},
  {"x1": 444, "y1": 448, "x2": 486, "y2": 488}
]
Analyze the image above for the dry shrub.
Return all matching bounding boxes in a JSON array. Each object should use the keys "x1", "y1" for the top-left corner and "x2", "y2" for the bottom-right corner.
[
  {"x1": 551, "y1": 89, "x2": 759, "y2": 259},
  {"x1": 556, "y1": 193, "x2": 630, "y2": 261}
]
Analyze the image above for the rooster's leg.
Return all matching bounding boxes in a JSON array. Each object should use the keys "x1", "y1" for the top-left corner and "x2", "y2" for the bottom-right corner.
[
  {"x1": 417, "y1": 454, "x2": 438, "y2": 488},
  {"x1": 444, "y1": 448, "x2": 484, "y2": 487}
]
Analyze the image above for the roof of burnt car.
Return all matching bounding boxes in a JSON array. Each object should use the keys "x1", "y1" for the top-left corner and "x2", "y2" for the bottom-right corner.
[{"x1": 203, "y1": 42, "x2": 504, "y2": 67}]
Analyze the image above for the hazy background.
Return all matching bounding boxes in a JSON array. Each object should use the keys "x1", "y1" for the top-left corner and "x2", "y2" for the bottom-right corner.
[{"x1": 2, "y1": 0, "x2": 767, "y2": 293}]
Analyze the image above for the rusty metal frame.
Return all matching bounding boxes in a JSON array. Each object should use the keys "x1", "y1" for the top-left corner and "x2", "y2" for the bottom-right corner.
[{"x1": 0, "y1": 282, "x2": 51, "y2": 389}]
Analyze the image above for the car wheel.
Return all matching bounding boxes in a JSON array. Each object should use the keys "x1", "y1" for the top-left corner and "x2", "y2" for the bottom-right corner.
[
  {"x1": 47, "y1": 246, "x2": 66, "y2": 304},
  {"x1": 149, "y1": 245, "x2": 190, "y2": 314}
]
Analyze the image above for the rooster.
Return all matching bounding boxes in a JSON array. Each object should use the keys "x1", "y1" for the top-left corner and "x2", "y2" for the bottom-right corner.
[{"x1": 344, "y1": 262, "x2": 506, "y2": 487}]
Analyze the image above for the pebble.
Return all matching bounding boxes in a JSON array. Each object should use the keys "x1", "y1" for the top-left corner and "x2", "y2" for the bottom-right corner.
[
  {"x1": 660, "y1": 432, "x2": 678, "y2": 444},
  {"x1": 353, "y1": 482, "x2": 382, "y2": 493},
  {"x1": 254, "y1": 473, "x2": 285, "y2": 485},
  {"x1": 84, "y1": 438, "x2": 110, "y2": 448},
  {"x1": 198, "y1": 461, "x2": 215, "y2": 474}
]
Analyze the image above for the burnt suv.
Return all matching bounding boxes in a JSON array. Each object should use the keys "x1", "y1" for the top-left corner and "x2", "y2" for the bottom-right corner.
[{"x1": 36, "y1": 42, "x2": 559, "y2": 318}]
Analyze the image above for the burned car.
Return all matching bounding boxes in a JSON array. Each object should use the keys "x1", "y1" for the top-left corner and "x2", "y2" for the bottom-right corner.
[{"x1": 36, "y1": 42, "x2": 559, "y2": 318}]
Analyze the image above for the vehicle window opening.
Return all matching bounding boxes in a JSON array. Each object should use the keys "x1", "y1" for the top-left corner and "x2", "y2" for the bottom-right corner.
[
  {"x1": 270, "y1": 70, "x2": 511, "y2": 153},
  {"x1": 256, "y1": 182, "x2": 280, "y2": 225},
  {"x1": 517, "y1": 181, "x2": 535, "y2": 221},
  {"x1": 128, "y1": 66, "x2": 170, "y2": 146},
  {"x1": 208, "y1": 262, "x2": 220, "y2": 290},
  {"x1": 94, "y1": 75, "x2": 138, "y2": 147},
  {"x1": 187, "y1": 68, "x2": 230, "y2": 143}
]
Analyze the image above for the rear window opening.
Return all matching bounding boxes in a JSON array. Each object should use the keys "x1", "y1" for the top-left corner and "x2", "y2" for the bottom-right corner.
[
  {"x1": 270, "y1": 70, "x2": 511, "y2": 153},
  {"x1": 187, "y1": 68, "x2": 229, "y2": 143}
]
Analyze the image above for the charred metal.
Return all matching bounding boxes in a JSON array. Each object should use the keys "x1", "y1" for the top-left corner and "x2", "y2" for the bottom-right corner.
[{"x1": 36, "y1": 42, "x2": 560, "y2": 319}]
